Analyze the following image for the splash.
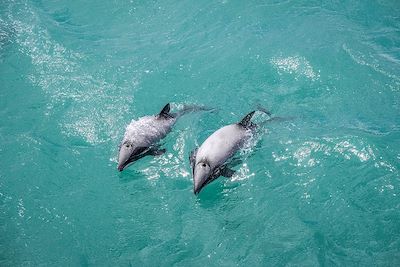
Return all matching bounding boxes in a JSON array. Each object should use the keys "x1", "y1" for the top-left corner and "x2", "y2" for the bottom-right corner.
[
  {"x1": 270, "y1": 55, "x2": 320, "y2": 81},
  {"x1": 139, "y1": 129, "x2": 191, "y2": 182},
  {"x1": 271, "y1": 136, "x2": 399, "y2": 178},
  {"x1": 231, "y1": 163, "x2": 255, "y2": 182}
]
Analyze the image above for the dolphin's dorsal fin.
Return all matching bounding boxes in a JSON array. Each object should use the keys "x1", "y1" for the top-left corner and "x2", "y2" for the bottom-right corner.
[
  {"x1": 158, "y1": 103, "x2": 172, "y2": 118},
  {"x1": 238, "y1": 111, "x2": 255, "y2": 128}
]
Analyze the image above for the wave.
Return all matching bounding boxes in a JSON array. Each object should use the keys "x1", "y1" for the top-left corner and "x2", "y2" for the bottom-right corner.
[{"x1": 4, "y1": 2, "x2": 137, "y2": 145}]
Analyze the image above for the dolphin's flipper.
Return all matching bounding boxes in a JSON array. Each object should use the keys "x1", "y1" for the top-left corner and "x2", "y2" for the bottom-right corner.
[
  {"x1": 158, "y1": 103, "x2": 173, "y2": 119},
  {"x1": 227, "y1": 157, "x2": 243, "y2": 168},
  {"x1": 238, "y1": 111, "x2": 256, "y2": 129},
  {"x1": 147, "y1": 147, "x2": 166, "y2": 156},
  {"x1": 220, "y1": 166, "x2": 236, "y2": 178},
  {"x1": 128, "y1": 146, "x2": 165, "y2": 162},
  {"x1": 124, "y1": 147, "x2": 150, "y2": 166},
  {"x1": 201, "y1": 165, "x2": 235, "y2": 188}
]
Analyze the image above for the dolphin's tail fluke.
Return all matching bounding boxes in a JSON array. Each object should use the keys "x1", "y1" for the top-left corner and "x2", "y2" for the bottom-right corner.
[
  {"x1": 256, "y1": 104, "x2": 272, "y2": 116},
  {"x1": 176, "y1": 104, "x2": 215, "y2": 118},
  {"x1": 254, "y1": 105, "x2": 294, "y2": 126}
]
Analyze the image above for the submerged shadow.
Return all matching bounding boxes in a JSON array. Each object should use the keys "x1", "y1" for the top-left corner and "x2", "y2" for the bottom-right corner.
[
  {"x1": 195, "y1": 178, "x2": 242, "y2": 208},
  {"x1": 117, "y1": 167, "x2": 145, "y2": 183}
]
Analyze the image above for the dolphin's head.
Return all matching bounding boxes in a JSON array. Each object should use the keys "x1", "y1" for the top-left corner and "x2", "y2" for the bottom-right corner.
[
  {"x1": 193, "y1": 160, "x2": 212, "y2": 194},
  {"x1": 117, "y1": 141, "x2": 135, "y2": 171}
]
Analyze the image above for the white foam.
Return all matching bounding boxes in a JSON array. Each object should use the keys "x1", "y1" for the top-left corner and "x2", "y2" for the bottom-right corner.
[
  {"x1": 231, "y1": 163, "x2": 255, "y2": 182},
  {"x1": 274, "y1": 137, "x2": 379, "y2": 169},
  {"x1": 137, "y1": 128, "x2": 191, "y2": 181},
  {"x1": 270, "y1": 55, "x2": 320, "y2": 81}
]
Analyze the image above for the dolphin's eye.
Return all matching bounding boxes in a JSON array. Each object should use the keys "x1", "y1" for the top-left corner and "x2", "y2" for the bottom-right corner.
[
  {"x1": 202, "y1": 163, "x2": 206, "y2": 168},
  {"x1": 125, "y1": 144, "x2": 130, "y2": 148}
]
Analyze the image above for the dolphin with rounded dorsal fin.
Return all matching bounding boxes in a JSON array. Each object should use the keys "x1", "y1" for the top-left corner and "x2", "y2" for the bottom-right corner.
[
  {"x1": 118, "y1": 103, "x2": 210, "y2": 171},
  {"x1": 189, "y1": 109, "x2": 271, "y2": 194}
]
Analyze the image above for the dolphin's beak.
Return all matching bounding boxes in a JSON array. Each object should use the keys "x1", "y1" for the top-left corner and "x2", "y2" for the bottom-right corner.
[
  {"x1": 117, "y1": 158, "x2": 133, "y2": 172},
  {"x1": 193, "y1": 186, "x2": 200, "y2": 195},
  {"x1": 117, "y1": 164, "x2": 124, "y2": 172},
  {"x1": 193, "y1": 174, "x2": 206, "y2": 195},
  {"x1": 118, "y1": 144, "x2": 134, "y2": 172}
]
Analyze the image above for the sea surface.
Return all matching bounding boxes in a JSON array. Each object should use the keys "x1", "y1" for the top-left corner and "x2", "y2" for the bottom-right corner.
[{"x1": 1, "y1": 0, "x2": 400, "y2": 266}]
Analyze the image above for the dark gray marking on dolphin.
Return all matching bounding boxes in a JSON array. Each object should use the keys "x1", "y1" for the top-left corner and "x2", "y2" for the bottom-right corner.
[
  {"x1": 190, "y1": 109, "x2": 270, "y2": 194},
  {"x1": 118, "y1": 103, "x2": 210, "y2": 171}
]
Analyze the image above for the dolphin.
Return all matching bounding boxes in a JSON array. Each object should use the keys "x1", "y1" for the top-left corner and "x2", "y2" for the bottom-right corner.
[
  {"x1": 189, "y1": 110, "x2": 270, "y2": 194},
  {"x1": 118, "y1": 103, "x2": 208, "y2": 171}
]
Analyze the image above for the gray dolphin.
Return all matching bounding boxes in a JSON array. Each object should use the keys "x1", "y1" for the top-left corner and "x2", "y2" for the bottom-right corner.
[
  {"x1": 118, "y1": 103, "x2": 208, "y2": 171},
  {"x1": 190, "y1": 110, "x2": 269, "y2": 194}
]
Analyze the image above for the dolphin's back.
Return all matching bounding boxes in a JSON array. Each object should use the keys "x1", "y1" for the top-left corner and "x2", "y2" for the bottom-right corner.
[
  {"x1": 123, "y1": 115, "x2": 176, "y2": 147},
  {"x1": 196, "y1": 124, "x2": 249, "y2": 168}
]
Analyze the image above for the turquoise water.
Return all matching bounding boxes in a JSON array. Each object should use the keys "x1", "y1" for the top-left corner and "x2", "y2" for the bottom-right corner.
[{"x1": 1, "y1": 0, "x2": 400, "y2": 265}]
